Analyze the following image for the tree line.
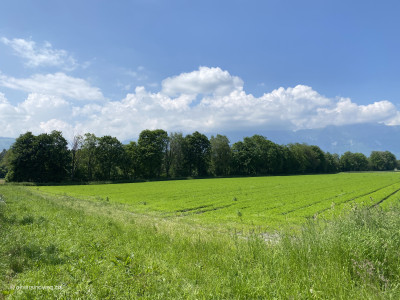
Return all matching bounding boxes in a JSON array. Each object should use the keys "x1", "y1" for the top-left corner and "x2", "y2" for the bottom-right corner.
[{"x1": 0, "y1": 130, "x2": 398, "y2": 182}]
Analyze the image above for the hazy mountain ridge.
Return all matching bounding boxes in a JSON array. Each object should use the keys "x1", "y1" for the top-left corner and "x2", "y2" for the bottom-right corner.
[
  {"x1": 253, "y1": 123, "x2": 400, "y2": 158},
  {"x1": 0, "y1": 137, "x2": 15, "y2": 151}
]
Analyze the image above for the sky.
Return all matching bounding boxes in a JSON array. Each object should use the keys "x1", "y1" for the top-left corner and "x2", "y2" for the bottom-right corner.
[{"x1": 1, "y1": 0, "x2": 400, "y2": 141}]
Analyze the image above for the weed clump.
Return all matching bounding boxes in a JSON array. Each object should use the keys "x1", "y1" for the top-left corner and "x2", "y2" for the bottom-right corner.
[{"x1": 20, "y1": 215, "x2": 34, "y2": 225}]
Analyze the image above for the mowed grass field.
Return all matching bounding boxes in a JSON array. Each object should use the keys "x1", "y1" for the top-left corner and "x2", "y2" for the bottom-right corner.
[
  {"x1": 35, "y1": 172, "x2": 400, "y2": 230},
  {"x1": 1, "y1": 172, "x2": 400, "y2": 299}
]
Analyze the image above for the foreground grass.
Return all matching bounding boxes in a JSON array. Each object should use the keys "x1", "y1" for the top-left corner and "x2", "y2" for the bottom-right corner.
[{"x1": 1, "y1": 185, "x2": 400, "y2": 299}]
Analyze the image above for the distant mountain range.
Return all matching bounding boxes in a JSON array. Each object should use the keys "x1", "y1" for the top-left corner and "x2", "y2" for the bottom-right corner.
[
  {"x1": 2, "y1": 123, "x2": 400, "y2": 158},
  {"x1": 227, "y1": 123, "x2": 400, "y2": 158},
  {"x1": 0, "y1": 137, "x2": 15, "y2": 151}
]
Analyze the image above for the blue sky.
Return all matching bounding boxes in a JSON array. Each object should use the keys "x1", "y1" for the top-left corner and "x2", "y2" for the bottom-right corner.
[{"x1": 0, "y1": 0, "x2": 399, "y2": 140}]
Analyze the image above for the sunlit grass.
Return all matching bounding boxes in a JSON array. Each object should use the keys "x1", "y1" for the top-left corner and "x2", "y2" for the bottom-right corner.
[
  {"x1": 1, "y1": 179, "x2": 400, "y2": 298},
  {"x1": 34, "y1": 172, "x2": 400, "y2": 231}
]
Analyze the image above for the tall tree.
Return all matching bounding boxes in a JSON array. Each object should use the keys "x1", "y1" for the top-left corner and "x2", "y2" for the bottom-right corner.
[
  {"x1": 231, "y1": 141, "x2": 248, "y2": 175},
  {"x1": 6, "y1": 131, "x2": 69, "y2": 182},
  {"x1": 70, "y1": 134, "x2": 84, "y2": 181},
  {"x1": 81, "y1": 133, "x2": 98, "y2": 181},
  {"x1": 42, "y1": 131, "x2": 70, "y2": 182},
  {"x1": 340, "y1": 152, "x2": 369, "y2": 171},
  {"x1": 167, "y1": 132, "x2": 187, "y2": 177},
  {"x1": 369, "y1": 151, "x2": 397, "y2": 171},
  {"x1": 124, "y1": 141, "x2": 140, "y2": 179},
  {"x1": 325, "y1": 152, "x2": 340, "y2": 173},
  {"x1": 5, "y1": 132, "x2": 36, "y2": 181},
  {"x1": 137, "y1": 129, "x2": 169, "y2": 178},
  {"x1": 210, "y1": 134, "x2": 231, "y2": 176},
  {"x1": 184, "y1": 131, "x2": 211, "y2": 176},
  {"x1": 0, "y1": 149, "x2": 8, "y2": 178},
  {"x1": 96, "y1": 135, "x2": 124, "y2": 180},
  {"x1": 287, "y1": 143, "x2": 310, "y2": 174},
  {"x1": 308, "y1": 145, "x2": 327, "y2": 173}
]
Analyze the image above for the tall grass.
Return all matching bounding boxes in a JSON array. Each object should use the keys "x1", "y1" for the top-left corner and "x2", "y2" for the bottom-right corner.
[{"x1": 1, "y1": 185, "x2": 400, "y2": 299}]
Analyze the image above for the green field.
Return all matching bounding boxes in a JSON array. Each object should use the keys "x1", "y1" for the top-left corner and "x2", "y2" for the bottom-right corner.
[
  {"x1": 35, "y1": 172, "x2": 400, "y2": 230},
  {"x1": 2, "y1": 173, "x2": 400, "y2": 298}
]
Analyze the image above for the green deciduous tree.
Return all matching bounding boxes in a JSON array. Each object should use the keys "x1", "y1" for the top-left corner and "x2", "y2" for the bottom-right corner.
[
  {"x1": 369, "y1": 151, "x2": 397, "y2": 171},
  {"x1": 6, "y1": 131, "x2": 69, "y2": 182},
  {"x1": 80, "y1": 133, "x2": 99, "y2": 181},
  {"x1": 231, "y1": 135, "x2": 283, "y2": 175},
  {"x1": 167, "y1": 132, "x2": 187, "y2": 177},
  {"x1": 184, "y1": 131, "x2": 211, "y2": 176},
  {"x1": 137, "y1": 129, "x2": 169, "y2": 178},
  {"x1": 0, "y1": 149, "x2": 8, "y2": 178},
  {"x1": 70, "y1": 134, "x2": 84, "y2": 181},
  {"x1": 96, "y1": 135, "x2": 125, "y2": 180},
  {"x1": 124, "y1": 141, "x2": 140, "y2": 179},
  {"x1": 325, "y1": 152, "x2": 340, "y2": 173},
  {"x1": 210, "y1": 134, "x2": 231, "y2": 176},
  {"x1": 340, "y1": 151, "x2": 369, "y2": 171}
]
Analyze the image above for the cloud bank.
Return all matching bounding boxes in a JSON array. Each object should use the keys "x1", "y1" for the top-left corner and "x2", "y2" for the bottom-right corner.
[{"x1": 0, "y1": 67, "x2": 399, "y2": 140}]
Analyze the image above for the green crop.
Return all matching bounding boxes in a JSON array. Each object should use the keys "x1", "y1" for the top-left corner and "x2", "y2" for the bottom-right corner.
[
  {"x1": 2, "y1": 173, "x2": 400, "y2": 298},
  {"x1": 34, "y1": 172, "x2": 400, "y2": 231}
]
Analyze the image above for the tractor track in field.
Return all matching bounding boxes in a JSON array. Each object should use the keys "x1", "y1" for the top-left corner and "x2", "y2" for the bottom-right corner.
[
  {"x1": 371, "y1": 188, "x2": 400, "y2": 207},
  {"x1": 313, "y1": 182, "x2": 400, "y2": 216},
  {"x1": 282, "y1": 182, "x2": 400, "y2": 217},
  {"x1": 280, "y1": 191, "x2": 356, "y2": 216},
  {"x1": 180, "y1": 204, "x2": 236, "y2": 216},
  {"x1": 175, "y1": 205, "x2": 213, "y2": 213}
]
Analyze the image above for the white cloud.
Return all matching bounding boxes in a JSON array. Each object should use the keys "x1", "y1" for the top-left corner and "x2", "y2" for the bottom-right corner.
[
  {"x1": 0, "y1": 72, "x2": 104, "y2": 101},
  {"x1": 19, "y1": 93, "x2": 70, "y2": 119},
  {"x1": 313, "y1": 98, "x2": 397, "y2": 128},
  {"x1": 39, "y1": 119, "x2": 75, "y2": 139},
  {"x1": 1, "y1": 67, "x2": 399, "y2": 140},
  {"x1": 1, "y1": 37, "x2": 77, "y2": 70},
  {"x1": 161, "y1": 66, "x2": 243, "y2": 96},
  {"x1": 386, "y1": 112, "x2": 400, "y2": 126},
  {"x1": 0, "y1": 93, "x2": 75, "y2": 137}
]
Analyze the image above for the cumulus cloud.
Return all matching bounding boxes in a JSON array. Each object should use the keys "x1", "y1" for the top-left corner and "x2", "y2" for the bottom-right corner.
[
  {"x1": 19, "y1": 93, "x2": 70, "y2": 119},
  {"x1": 1, "y1": 67, "x2": 399, "y2": 140},
  {"x1": 313, "y1": 98, "x2": 397, "y2": 128},
  {"x1": 0, "y1": 92, "x2": 74, "y2": 137},
  {"x1": 161, "y1": 66, "x2": 243, "y2": 96},
  {"x1": 0, "y1": 72, "x2": 104, "y2": 101},
  {"x1": 1, "y1": 37, "x2": 77, "y2": 70}
]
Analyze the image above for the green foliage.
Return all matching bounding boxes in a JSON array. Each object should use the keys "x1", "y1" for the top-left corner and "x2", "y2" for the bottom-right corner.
[
  {"x1": 80, "y1": 133, "x2": 98, "y2": 181},
  {"x1": 209, "y1": 134, "x2": 231, "y2": 176},
  {"x1": 166, "y1": 132, "x2": 186, "y2": 177},
  {"x1": 184, "y1": 131, "x2": 211, "y2": 176},
  {"x1": 6, "y1": 131, "x2": 69, "y2": 182},
  {"x1": 69, "y1": 134, "x2": 84, "y2": 181},
  {"x1": 340, "y1": 151, "x2": 369, "y2": 171},
  {"x1": 96, "y1": 135, "x2": 125, "y2": 180},
  {"x1": 0, "y1": 149, "x2": 8, "y2": 178},
  {"x1": 325, "y1": 152, "x2": 341, "y2": 173},
  {"x1": 369, "y1": 151, "x2": 397, "y2": 171},
  {"x1": 3, "y1": 128, "x2": 399, "y2": 183},
  {"x1": 137, "y1": 129, "x2": 168, "y2": 178}
]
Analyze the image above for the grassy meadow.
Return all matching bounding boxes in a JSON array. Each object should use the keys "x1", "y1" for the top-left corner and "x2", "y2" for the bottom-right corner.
[
  {"x1": 1, "y1": 172, "x2": 400, "y2": 298},
  {"x1": 35, "y1": 172, "x2": 400, "y2": 230}
]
